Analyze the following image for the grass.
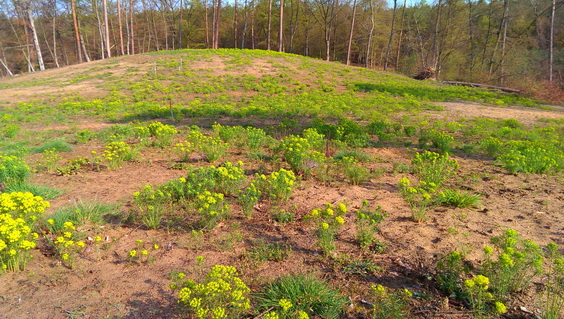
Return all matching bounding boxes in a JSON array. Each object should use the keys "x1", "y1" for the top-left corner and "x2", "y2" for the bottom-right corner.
[
  {"x1": 44, "y1": 200, "x2": 121, "y2": 232},
  {"x1": 3, "y1": 182, "x2": 63, "y2": 199},
  {"x1": 31, "y1": 139, "x2": 73, "y2": 153},
  {"x1": 257, "y1": 274, "x2": 347, "y2": 319}
]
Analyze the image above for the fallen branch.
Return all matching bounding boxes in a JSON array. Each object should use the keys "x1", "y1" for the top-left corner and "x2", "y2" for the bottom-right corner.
[{"x1": 441, "y1": 81, "x2": 521, "y2": 94}]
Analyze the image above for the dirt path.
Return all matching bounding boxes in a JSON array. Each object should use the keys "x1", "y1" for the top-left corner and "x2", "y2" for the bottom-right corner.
[{"x1": 434, "y1": 101, "x2": 564, "y2": 125}]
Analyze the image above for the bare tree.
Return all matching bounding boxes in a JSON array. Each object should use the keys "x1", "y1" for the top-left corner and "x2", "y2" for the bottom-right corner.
[
  {"x1": 548, "y1": 0, "x2": 555, "y2": 82},
  {"x1": 118, "y1": 0, "x2": 125, "y2": 54},
  {"x1": 394, "y1": 0, "x2": 405, "y2": 69},
  {"x1": 383, "y1": 0, "x2": 397, "y2": 70},
  {"x1": 278, "y1": 0, "x2": 284, "y2": 51},
  {"x1": 23, "y1": 0, "x2": 45, "y2": 70},
  {"x1": 346, "y1": 0, "x2": 357, "y2": 65},
  {"x1": 103, "y1": 0, "x2": 111, "y2": 57},
  {"x1": 267, "y1": 0, "x2": 272, "y2": 50}
]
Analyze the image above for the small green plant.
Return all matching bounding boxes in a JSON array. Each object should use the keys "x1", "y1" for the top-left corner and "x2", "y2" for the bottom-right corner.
[
  {"x1": 255, "y1": 169, "x2": 296, "y2": 203},
  {"x1": 437, "y1": 189, "x2": 481, "y2": 208},
  {"x1": 238, "y1": 182, "x2": 261, "y2": 218},
  {"x1": 0, "y1": 124, "x2": 20, "y2": 140},
  {"x1": 172, "y1": 265, "x2": 251, "y2": 318},
  {"x1": 481, "y1": 229, "x2": 544, "y2": 301},
  {"x1": 541, "y1": 243, "x2": 564, "y2": 319},
  {"x1": 173, "y1": 141, "x2": 194, "y2": 162},
  {"x1": 305, "y1": 203, "x2": 347, "y2": 255},
  {"x1": 49, "y1": 221, "x2": 85, "y2": 268},
  {"x1": 411, "y1": 151, "x2": 459, "y2": 187},
  {"x1": 147, "y1": 121, "x2": 177, "y2": 147},
  {"x1": 187, "y1": 130, "x2": 229, "y2": 162},
  {"x1": 212, "y1": 161, "x2": 246, "y2": 196},
  {"x1": 370, "y1": 284, "x2": 412, "y2": 319},
  {"x1": 338, "y1": 156, "x2": 371, "y2": 185},
  {"x1": 194, "y1": 191, "x2": 229, "y2": 229},
  {"x1": 32, "y1": 139, "x2": 73, "y2": 153},
  {"x1": 436, "y1": 251, "x2": 469, "y2": 299},
  {"x1": 479, "y1": 137, "x2": 504, "y2": 158},
  {"x1": 271, "y1": 209, "x2": 296, "y2": 224},
  {"x1": 463, "y1": 275, "x2": 507, "y2": 318},
  {"x1": 429, "y1": 130, "x2": 454, "y2": 154},
  {"x1": 279, "y1": 135, "x2": 326, "y2": 174},
  {"x1": 398, "y1": 178, "x2": 436, "y2": 222},
  {"x1": 249, "y1": 240, "x2": 291, "y2": 263},
  {"x1": 258, "y1": 274, "x2": 347, "y2": 319},
  {"x1": 355, "y1": 202, "x2": 386, "y2": 250},
  {"x1": 38, "y1": 148, "x2": 62, "y2": 173},
  {"x1": 56, "y1": 157, "x2": 90, "y2": 176},
  {"x1": 0, "y1": 154, "x2": 30, "y2": 187},
  {"x1": 102, "y1": 141, "x2": 134, "y2": 168},
  {"x1": 498, "y1": 142, "x2": 563, "y2": 174},
  {"x1": 127, "y1": 239, "x2": 159, "y2": 264},
  {"x1": 44, "y1": 200, "x2": 119, "y2": 232}
]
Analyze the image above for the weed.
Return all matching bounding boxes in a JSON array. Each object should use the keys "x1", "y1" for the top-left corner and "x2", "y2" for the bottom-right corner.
[
  {"x1": 0, "y1": 155, "x2": 30, "y2": 187},
  {"x1": 238, "y1": 182, "x2": 261, "y2": 218},
  {"x1": 258, "y1": 274, "x2": 347, "y2": 319},
  {"x1": 370, "y1": 284, "x2": 412, "y2": 319},
  {"x1": 541, "y1": 243, "x2": 564, "y2": 319},
  {"x1": 255, "y1": 169, "x2": 296, "y2": 203},
  {"x1": 249, "y1": 240, "x2": 292, "y2": 263},
  {"x1": 437, "y1": 189, "x2": 481, "y2": 208},
  {"x1": 44, "y1": 201, "x2": 119, "y2": 232},
  {"x1": 355, "y1": 202, "x2": 387, "y2": 250},
  {"x1": 411, "y1": 151, "x2": 459, "y2": 187},
  {"x1": 186, "y1": 130, "x2": 229, "y2": 162},
  {"x1": 337, "y1": 156, "x2": 371, "y2": 185},
  {"x1": 38, "y1": 149, "x2": 62, "y2": 173},
  {"x1": 31, "y1": 139, "x2": 73, "y2": 153},
  {"x1": 271, "y1": 209, "x2": 296, "y2": 224},
  {"x1": 305, "y1": 203, "x2": 347, "y2": 255}
]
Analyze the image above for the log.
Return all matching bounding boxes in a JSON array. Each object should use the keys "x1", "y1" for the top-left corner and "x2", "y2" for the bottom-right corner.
[{"x1": 441, "y1": 80, "x2": 521, "y2": 94}]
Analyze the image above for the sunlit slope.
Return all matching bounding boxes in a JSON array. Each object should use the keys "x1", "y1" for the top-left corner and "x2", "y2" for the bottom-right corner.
[{"x1": 0, "y1": 49, "x2": 537, "y2": 125}]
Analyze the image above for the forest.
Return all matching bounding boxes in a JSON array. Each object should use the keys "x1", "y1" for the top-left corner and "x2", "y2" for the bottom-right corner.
[{"x1": 0, "y1": 0, "x2": 562, "y2": 95}]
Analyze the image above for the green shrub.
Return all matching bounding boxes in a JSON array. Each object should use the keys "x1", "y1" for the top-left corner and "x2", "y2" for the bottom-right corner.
[
  {"x1": 0, "y1": 155, "x2": 30, "y2": 187},
  {"x1": 258, "y1": 274, "x2": 347, "y2": 319},
  {"x1": 304, "y1": 203, "x2": 347, "y2": 255},
  {"x1": 429, "y1": 130, "x2": 454, "y2": 154},
  {"x1": 146, "y1": 121, "x2": 177, "y2": 147},
  {"x1": 187, "y1": 130, "x2": 229, "y2": 162},
  {"x1": 338, "y1": 156, "x2": 371, "y2": 185},
  {"x1": 541, "y1": 243, "x2": 564, "y2": 319},
  {"x1": 238, "y1": 182, "x2": 261, "y2": 218},
  {"x1": 498, "y1": 142, "x2": 563, "y2": 173},
  {"x1": 255, "y1": 169, "x2": 296, "y2": 203},
  {"x1": 355, "y1": 202, "x2": 386, "y2": 250},
  {"x1": 411, "y1": 151, "x2": 458, "y2": 187},
  {"x1": 371, "y1": 284, "x2": 412, "y2": 319}
]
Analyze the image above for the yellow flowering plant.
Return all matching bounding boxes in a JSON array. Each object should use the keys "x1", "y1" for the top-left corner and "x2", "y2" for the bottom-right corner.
[
  {"x1": 254, "y1": 169, "x2": 296, "y2": 203},
  {"x1": 49, "y1": 221, "x2": 86, "y2": 268},
  {"x1": 0, "y1": 192, "x2": 48, "y2": 272},
  {"x1": 127, "y1": 239, "x2": 159, "y2": 264},
  {"x1": 102, "y1": 141, "x2": 134, "y2": 169},
  {"x1": 370, "y1": 284, "x2": 412, "y2": 318},
  {"x1": 187, "y1": 130, "x2": 229, "y2": 162},
  {"x1": 172, "y1": 264, "x2": 251, "y2": 319},
  {"x1": 304, "y1": 203, "x2": 347, "y2": 255}
]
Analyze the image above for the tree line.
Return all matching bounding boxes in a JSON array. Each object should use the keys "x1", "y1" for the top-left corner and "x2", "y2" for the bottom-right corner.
[{"x1": 0, "y1": 0, "x2": 562, "y2": 89}]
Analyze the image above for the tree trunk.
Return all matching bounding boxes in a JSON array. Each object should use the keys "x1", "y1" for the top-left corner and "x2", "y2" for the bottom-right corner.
[
  {"x1": 267, "y1": 0, "x2": 272, "y2": 50},
  {"x1": 204, "y1": 0, "x2": 210, "y2": 48},
  {"x1": 233, "y1": 0, "x2": 238, "y2": 48},
  {"x1": 213, "y1": 0, "x2": 221, "y2": 48},
  {"x1": 241, "y1": 0, "x2": 248, "y2": 48},
  {"x1": 118, "y1": 0, "x2": 125, "y2": 55},
  {"x1": 103, "y1": 0, "x2": 111, "y2": 57},
  {"x1": 80, "y1": 34, "x2": 91, "y2": 61},
  {"x1": 499, "y1": 0, "x2": 508, "y2": 85},
  {"x1": 52, "y1": 13, "x2": 60, "y2": 67},
  {"x1": 346, "y1": 0, "x2": 357, "y2": 65},
  {"x1": 395, "y1": 0, "x2": 406, "y2": 69},
  {"x1": 432, "y1": 0, "x2": 442, "y2": 69},
  {"x1": 0, "y1": 51, "x2": 14, "y2": 76},
  {"x1": 26, "y1": 5, "x2": 45, "y2": 71},
  {"x1": 278, "y1": 0, "x2": 284, "y2": 51},
  {"x1": 71, "y1": 0, "x2": 83, "y2": 62},
  {"x1": 383, "y1": 0, "x2": 397, "y2": 70},
  {"x1": 549, "y1": 0, "x2": 555, "y2": 82},
  {"x1": 467, "y1": 0, "x2": 474, "y2": 75},
  {"x1": 178, "y1": 0, "x2": 183, "y2": 49},
  {"x1": 366, "y1": 0, "x2": 375, "y2": 68},
  {"x1": 130, "y1": 0, "x2": 135, "y2": 54}
]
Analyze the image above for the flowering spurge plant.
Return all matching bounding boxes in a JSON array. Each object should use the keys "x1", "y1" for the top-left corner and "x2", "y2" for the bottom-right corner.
[
  {"x1": 305, "y1": 203, "x2": 347, "y2": 255},
  {"x1": 0, "y1": 154, "x2": 30, "y2": 186},
  {"x1": 278, "y1": 135, "x2": 326, "y2": 175},
  {"x1": 355, "y1": 202, "x2": 387, "y2": 250},
  {"x1": 49, "y1": 221, "x2": 85, "y2": 268},
  {"x1": 398, "y1": 177, "x2": 436, "y2": 222},
  {"x1": 146, "y1": 121, "x2": 177, "y2": 147},
  {"x1": 264, "y1": 299, "x2": 310, "y2": 319},
  {"x1": 254, "y1": 169, "x2": 296, "y2": 203},
  {"x1": 173, "y1": 141, "x2": 194, "y2": 162},
  {"x1": 102, "y1": 141, "x2": 133, "y2": 169},
  {"x1": 212, "y1": 161, "x2": 245, "y2": 196},
  {"x1": 172, "y1": 265, "x2": 251, "y2": 319},
  {"x1": 0, "y1": 192, "x2": 49, "y2": 272},
  {"x1": 187, "y1": 130, "x2": 229, "y2": 162},
  {"x1": 411, "y1": 150, "x2": 458, "y2": 187},
  {"x1": 238, "y1": 182, "x2": 261, "y2": 218},
  {"x1": 371, "y1": 284, "x2": 412, "y2": 318},
  {"x1": 128, "y1": 239, "x2": 159, "y2": 264},
  {"x1": 195, "y1": 191, "x2": 229, "y2": 229},
  {"x1": 463, "y1": 275, "x2": 507, "y2": 318},
  {"x1": 481, "y1": 229, "x2": 544, "y2": 300}
]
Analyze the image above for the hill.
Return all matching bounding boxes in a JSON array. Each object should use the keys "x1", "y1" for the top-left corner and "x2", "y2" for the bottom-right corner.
[{"x1": 0, "y1": 50, "x2": 563, "y2": 318}]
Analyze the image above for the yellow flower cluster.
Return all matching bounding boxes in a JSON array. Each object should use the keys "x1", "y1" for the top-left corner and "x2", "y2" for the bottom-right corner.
[
  {"x1": 102, "y1": 141, "x2": 132, "y2": 168},
  {"x1": 173, "y1": 141, "x2": 195, "y2": 162},
  {"x1": 177, "y1": 265, "x2": 251, "y2": 319},
  {"x1": 306, "y1": 202, "x2": 348, "y2": 230},
  {"x1": 52, "y1": 221, "x2": 86, "y2": 268},
  {"x1": 255, "y1": 169, "x2": 296, "y2": 202},
  {"x1": 0, "y1": 192, "x2": 47, "y2": 272},
  {"x1": 186, "y1": 130, "x2": 229, "y2": 162}
]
